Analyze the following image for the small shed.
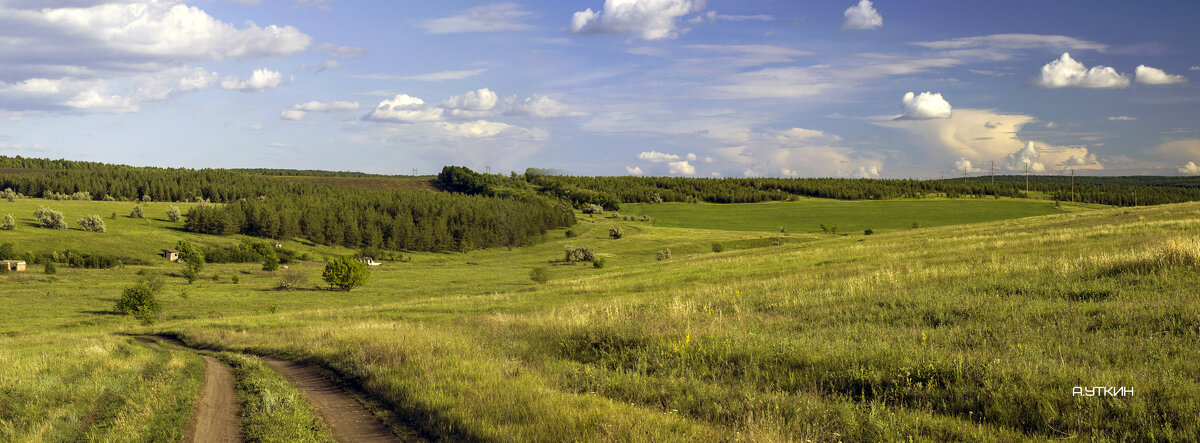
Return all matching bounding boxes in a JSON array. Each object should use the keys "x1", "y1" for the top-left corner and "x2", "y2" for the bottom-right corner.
[
  {"x1": 358, "y1": 257, "x2": 381, "y2": 266},
  {"x1": 1, "y1": 260, "x2": 25, "y2": 272},
  {"x1": 271, "y1": 241, "x2": 283, "y2": 249},
  {"x1": 161, "y1": 249, "x2": 179, "y2": 262}
]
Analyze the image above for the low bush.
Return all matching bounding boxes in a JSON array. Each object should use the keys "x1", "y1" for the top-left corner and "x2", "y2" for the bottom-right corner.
[
  {"x1": 278, "y1": 269, "x2": 308, "y2": 290},
  {"x1": 712, "y1": 243, "x2": 725, "y2": 253},
  {"x1": 657, "y1": 248, "x2": 671, "y2": 261},
  {"x1": 1, "y1": 214, "x2": 13, "y2": 230},
  {"x1": 130, "y1": 205, "x2": 144, "y2": 219},
  {"x1": 34, "y1": 206, "x2": 66, "y2": 229},
  {"x1": 609, "y1": 226, "x2": 624, "y2": 239},
  {"x1": 77, "y1": 215, "x2": 106, "y2": 232},
  {"x1": 529, "y1": 267, "x2": 550, "y2": 284},
  {"x1": 593, "y1": 258, "x2": 606, "y2": 269},
  {"x1": 564, "y1": 246, "x2": 596, "y2": 263},
  {"x1": 864, "y1": 229, "x2": 874, "y2": 235},
  {"x1": 114, "y1": 277, "x2": 164, "y2": 324}
]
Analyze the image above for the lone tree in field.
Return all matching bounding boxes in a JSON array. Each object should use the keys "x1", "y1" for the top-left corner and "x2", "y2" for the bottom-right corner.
[
  {"x1": 129, "y1": 205, "x2": 144, "y2": 219},
  {"x1": 114, "y1": 277, "x2": 163, "y2": 324},
  {"x1": 322, "y1": 256, "x2": 370, "y2": 291},
  {"x1": 176, "y1": 240, "x2": 204, "y2": 283},
  {"x1": 609, "y1": 225, "x2": 624, "y2": 239},
  {"x1": 34, "y1": 206, "x2": 67, "y2": 229},
  {"x1": 1, "y1": 214, "x2": 14, "y2": 230},
  {"x1": 77, "y1": 215, "x2": 106, "y2": 232},
  {"x1": 166, "y1": 206, "x2": 182, "y2": 222}
]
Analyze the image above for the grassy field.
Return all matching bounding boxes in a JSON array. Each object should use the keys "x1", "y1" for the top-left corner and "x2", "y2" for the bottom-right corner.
[
  {"x1": 3, "y1": 196, "x2": 1198, "y2": 440},
  {"x1": 619, "y1": 198, "x2": 1105, "y2": 233}
]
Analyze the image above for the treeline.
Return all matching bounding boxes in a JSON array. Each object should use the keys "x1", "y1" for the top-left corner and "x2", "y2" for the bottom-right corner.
[
  {"x1": 1, "y1": 156, "x2": 575, "y2": 252},
  {"x1": 525, "y1": 176, "x2": 1025, "y2": 210}
]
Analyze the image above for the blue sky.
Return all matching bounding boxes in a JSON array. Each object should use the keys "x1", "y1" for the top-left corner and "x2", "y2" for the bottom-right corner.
[{"x1": 1, "y1": 0, "x2": 1198, "y2": 178}]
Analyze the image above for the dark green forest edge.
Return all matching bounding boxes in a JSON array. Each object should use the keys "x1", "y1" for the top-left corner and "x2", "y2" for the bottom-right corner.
[{"x1": 4, "y1": 156, "x2": 1200, "y2": 253}]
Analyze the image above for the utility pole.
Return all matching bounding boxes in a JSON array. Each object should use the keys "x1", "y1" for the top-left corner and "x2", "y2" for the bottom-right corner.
[
  {"x1": 1025, "y1": 162, "x2": 1030, "y2": 193},
  {"x1": 990, "y1": 161, "x2": 995, "y2": 185},
  {"x1": 412, "y1": 168, "x2": 418, "y2": 176},
  {"x1": 486, "y1": 165, "x2": 491, "y2": 175}
]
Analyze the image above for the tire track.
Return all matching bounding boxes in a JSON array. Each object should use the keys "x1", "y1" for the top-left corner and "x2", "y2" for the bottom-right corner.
[
  {"x1": 134, "y1": 337, "x2": 242, "y2": 442},
  {"x1": 260, "y1": 357, "x2": 398, "y2": 442}
]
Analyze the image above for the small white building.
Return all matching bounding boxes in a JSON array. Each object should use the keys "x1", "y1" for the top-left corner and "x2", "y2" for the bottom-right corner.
[{"x1": 1, "y1": 260, "x2": 26, "y2": 272}]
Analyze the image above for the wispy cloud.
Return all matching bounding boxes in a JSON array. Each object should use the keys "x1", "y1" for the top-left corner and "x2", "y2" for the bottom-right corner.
[{"x1": 419, "y1": 3, "x2": 534, "y2": 34}]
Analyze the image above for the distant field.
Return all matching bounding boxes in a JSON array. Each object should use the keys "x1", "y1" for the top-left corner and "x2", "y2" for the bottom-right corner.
[
  {"x1": 266, "y1": 175, "x2": 439, "y2": 192},
  {"x1": 619, "y1": 198, "x2": 1104, "y2": 232}
]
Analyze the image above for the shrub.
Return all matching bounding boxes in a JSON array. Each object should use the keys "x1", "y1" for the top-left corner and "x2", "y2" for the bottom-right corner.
[
  {"x1": 657, "y1": 248, "x2": 671, "y2": 260},
  {"x1": 779, "y1": 226, "x2": 787, "y2": 233},
  {"x1": 262, "y1": 253, "x2": 280, "y2": 272},
  {"x1": 819, "y1": 224, "x2": 837, "y2": 235},
  {"x1": 712, "y1": 243, "x2": 725, "y2": 252},
  {"x1": 322, "y1": 256, "x2": 370, "y2": 291},
  {"x1": 581, "y1": 204, "x2": 604, "y2": 215},
  {"x1": 609, "y1": 226, "x2": 624, "y2": 239},
  {"x1": 176, "y1": 240, "x2": 205, "y2": 274},
  {"x1": 114, "y1": 277, "x2": 163, "y2": 324},
  {"x1": 166, "y1": 206, "x2": 182, "y2": 222},
  {"x1": 141, "y1": 194, "x2": 152, "y2": 202},
  {"x1": 912, "y1": 221, "x2": 921, "y2": 229},
  {"x1": 0, "y1": 242, "x2": 12, "y2": 260},
  {"x1": 34, "y1": 206, "x2": 67, "y2": 229},
  {"x1": 2, "y1": 188, "x2": 14, "y2": 201},
  {"x1": 77, "y1": 215, "x2": 106, "y2": 232},
  {"x1": 231, "y1": 275, "x2": 240, "y2": 284},
  {"x1": 1, "y1": 214, "x2": 14, "y2": 230},
  {"x1": 278, "y1": 269, "x2": 308, "y2": 290},
  {"x1": 212, "y1": 274, "x2": 220, "y2": 282},
  {"x1": 565, "y1": 229, "x2": 576, "y2": 238},
  {"x1": 529, "y1": 267, "x2": 550, "y2": 284},
  {"x1": 564, "y1": 246, "x2": 596, "y2": 263},
  {"x1": 110, "y1": 212, "x2": 117, "y2": 219},
  {"x1": 130, "y1": 205, "x2": 144, "y2": 219},
  {"x1": 43, "y1": 261, "x2": 56, "y2": 275},
  {"x1": 864, "y1": 229, "x2": 874, "y2": 235},
  {"x1": 650, "y1": 193, "x2": 664, "y2": 204},
  {"x1": 593, "y1": 258, "x2": 606, "y2": 269}
]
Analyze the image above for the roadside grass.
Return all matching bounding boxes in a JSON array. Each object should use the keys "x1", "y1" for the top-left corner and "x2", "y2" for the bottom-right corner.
[
  {"x1": 0, "y1": 332, "x2": 203, "y2": 442},
  {"x1": 618, "y1": 197, "x2": 1104, "y2": 233},
  {"x1": 217, "y1": 353, "x2": 335, "y2": 443}
]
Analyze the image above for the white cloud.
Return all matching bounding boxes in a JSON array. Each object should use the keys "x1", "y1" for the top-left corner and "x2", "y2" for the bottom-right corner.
[
  {"x1": 316, "y1": 43, "x2": 366, "y2": 57},
  {"x1": 684, "y1": 44, "x2": 813, "y2": 67},
  {"x1": 1059, "y1": 153, "x2": 1100, "y2": 168},
  {"x1": 399, "y1": 69, "x2": 488, "y2": 82},
  {"x1": 954, "y1": 158, "x2": 981, "y2": 174},
  {"x1": 1032, "y1": 53, "x2": 1129, "y2": 88},
  {"x1": 220, "y1": 68, "x2": 283, "y2": 92},
  {"x1": 569, "y1": 0, "x2": 707, "y2": 41},
  {"x1": 850, "y1": 165, "x2": 881, "y2": 178},
  {"x1": 842, "y1": 0, "x2": 882, "y2": 30},
  {"x1": 1180, "y1": 161, "x2": 1200, "y2": 175},
  {"x1": 626, "y1": 166, "x2": 643, "y2": 175},
  {"x1": 1108, "y1": 116, "x2": 1136, "y2": 121},
  {"x1": 668, "y1": 160, "x2": 696, "y2": 175},
  {"x1": 280, "y1": 109, "x2": 306, "y2": 120},
  {"x1": 900, "y1": 91, "x2": 952, "y2": 119},
  {"x1": 420, "y1": 3, "x2": 533, "y2": 34},
  {"x1": 244, "y1": 123, "x2": 263, "y2": 131},
  {"x1": 637, "y1": 151, "x2": 680, "y2": 162},
  {"x1": 1134, "y1": 65, "x2": 1187, "y2": 85},
  {"x1": 436, "y1": 120, "x2": 518, "y2": 139},
  {"x1": 443, "y1": 88, "x2": 498, "y2": 111},
  {"x1": 1191, "y1": 66, "x2": 1200, "y2": 71},
  {"x1": 295, "y1": 101, "x2": 357, "y2": 112},
  {"x1": 686, "y1": 152, "x2": 697, "y2": 161},
  {"x1": 1149, "y1": 139, "x2": 1200, "y2": 161},
  {"x1": 504, "y1": 95, "x2": 577, "y2": 118},
  {"x1": 365, "y1": 94, "x2": 445, "y2": 122},
  {"x1": 1003, "y1": 142, "x2": 1045, "y2": 172}
]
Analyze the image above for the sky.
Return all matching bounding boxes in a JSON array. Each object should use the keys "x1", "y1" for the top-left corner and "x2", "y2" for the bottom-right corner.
[{"x1": 1, "y1": 0, "x2": 1199, "y2": 178}]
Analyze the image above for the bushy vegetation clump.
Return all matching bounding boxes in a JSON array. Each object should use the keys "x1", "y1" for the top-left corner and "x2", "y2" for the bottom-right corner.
[
  {"x1": 656, "y1": 248, "x2": 671, "y2": 260},
  {"x1": 166, "y1": 206, "x2": 181, "y2": 222},
  {"x1": 1, "y1": 214, "x2": 14, "y2": 230},
  {"x1": 582, "y1": 204, "x2": 605, "y2": 215},
  {"x1": 114, "y1": 277, "x2": 163, "y2": 324},
  {"x1": 529, "y1": 267, "x2": 550, "y2": 284},
  {"x1": 609, "y1": 226, "x2": 624, "y2": 239},
  {"x1": 76, "y1": 215, "x2": 106, "y2": 232},
  {"x1": 176, "y1": 240, "x2": 204, "y2": 284},
  {"x1": 34, "y1": 206, "x2": 66, "y2": 229},
  {"x1": 129, "y1": 205, "x2": 144, "y2": 219},
  {"x1": 277, "y1": 270, "x2": 308, "y2": 290},
  {"x1": 711, "y1": 243, "x2": 724, "y2": 253},
  {"x1": 564, "y1": 246, "x2": 595, "y2": 263},
  {"x1": 322, "y1": 256, "x2": 369, "y2": 291}
]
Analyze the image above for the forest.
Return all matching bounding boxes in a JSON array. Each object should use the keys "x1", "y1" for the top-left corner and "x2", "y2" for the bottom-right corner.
[{"x1": 0, "y1": 156, "x2": 574, "y2": 252}]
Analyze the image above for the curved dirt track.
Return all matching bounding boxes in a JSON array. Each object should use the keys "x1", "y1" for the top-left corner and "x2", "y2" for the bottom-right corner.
[
  {"x1": 134, "y1": 337, "x2": 242, "y2": 442},
  {"x1": 260, "y1": 357, "x2": 398, "y2": 442}
]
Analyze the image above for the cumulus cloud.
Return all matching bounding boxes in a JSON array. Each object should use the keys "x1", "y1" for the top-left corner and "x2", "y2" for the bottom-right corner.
[
  {"x1": 504, "y1": 95, "x2": 579, "y2": 118},
  {"x1": 420, "y1": 3, "x2": 533, "y2": 34},
  {"x1": 626, "y1": 166, "x2": 644, "y2": 175},
  {"x1": 280, "y1": 109, "x2": 306, "y2": 121},
  {"x1": 637, "y1": 151, "x2": 680, "y2": 162},
  {"x1": 364, "y1": 94, "x2": 445, "y2": 122},
  {"x1": 293, "y1": 100, "x2": 359, "y2": 112},
  {"x1": 1180, "y1": 161, "x2": 1200, "y2": 175},
  {"x1": 220, "y1": 68, "x2": 283, "y2": 92},
  {"x1": 1134, "y1": 65, "x2": 1187, "y2": 85},
  {"x1": 569, "y1": 0, "x2": 707, "y2": 40},
  {"x1": 1059, "y1": 153, "x2": 1100, "y2": 168},
  {"x1": 668, "y1": 160, "x2": 696, "y2": 175},
  {"x1": 842, "y1": 0, "x2": 882, "y2": 30},
  {"x1": 1108, "y1": 116, "x2": 1136, "y2": 121},
  {"x1": 1032, "y1": 53, "x2": 1129, "y2": 88},
  {"x1": 900, "y1": 91, "x2": 952, "y2": 119},
  {"x1": 1003, "y1": 142, "x2": 1045, "y2": 172},
  {"x1": 443, "y1": 88, "x2": 498, "y2": 111},
  {"x1": 1148, "y1": 139, "x2": 1200, "y2": 162},
  {"x1": 850, "y1": 165, "x2": 880, "y2": 178},
  {"x1": 954, "y1": 158, "x2": 981, "y2": 174}
]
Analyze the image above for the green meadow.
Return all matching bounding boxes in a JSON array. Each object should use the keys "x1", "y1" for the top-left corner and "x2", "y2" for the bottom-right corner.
[
  {"x1": 2, "y1": 196, "x2": 1199, "y2": 441},
  {"x1": 619, "y1": 198, "x2": 1104, "y2": 233}
]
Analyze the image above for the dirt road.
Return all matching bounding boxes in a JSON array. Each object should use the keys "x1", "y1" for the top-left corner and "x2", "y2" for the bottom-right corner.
[
  {"x1": 261, "y1": 357, "x2": 398, "y2": 442},
  {"x1": 134, "y1": 337, "x2": 242, "y2": 442}
]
